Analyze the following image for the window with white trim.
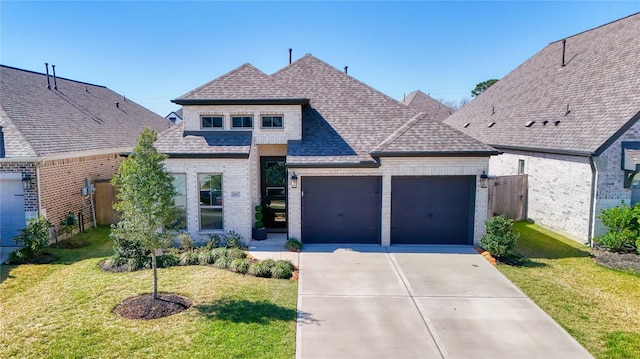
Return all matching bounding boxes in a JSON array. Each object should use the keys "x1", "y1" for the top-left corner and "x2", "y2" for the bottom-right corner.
[
  {"x1": 201, "y1": 116, "x2": 223, "y2": 129},
  {"x1": 198, "y1": 174, "x2": 223, "y2": 230},
  {"x1": 261, "y1": 115, "x2": 283, "y2": 128},
  {"x1": 232, "y1": 116, "x2": 253, "y2": 128}
]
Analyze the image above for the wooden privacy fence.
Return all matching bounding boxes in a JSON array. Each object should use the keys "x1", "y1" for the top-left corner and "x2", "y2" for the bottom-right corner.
[
  {"x1": 487, "y1": 175, "x2": 528, "y2": 221},
  {"x1": 94, "y1": 180, "x2": 119, "y2": 225}
]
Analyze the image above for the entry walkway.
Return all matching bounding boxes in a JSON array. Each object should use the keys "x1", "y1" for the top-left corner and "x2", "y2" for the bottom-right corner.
[{"x1": 295, "y1": 244, "x2": 593, "y2": 359}]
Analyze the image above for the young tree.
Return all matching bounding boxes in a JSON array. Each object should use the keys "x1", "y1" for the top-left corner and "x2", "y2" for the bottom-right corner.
[{"x1": 111, "y1": 128, "x2": 177, "y2": 299}]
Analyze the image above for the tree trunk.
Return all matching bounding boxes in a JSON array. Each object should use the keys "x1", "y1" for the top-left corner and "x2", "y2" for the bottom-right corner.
[{"x1": 152, "y1": 251, "x2": 158, "y2": 299}]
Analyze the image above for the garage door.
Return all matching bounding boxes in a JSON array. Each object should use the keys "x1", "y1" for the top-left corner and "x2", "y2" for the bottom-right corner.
[
  {"x1": 391, "y1": 176, "x2": 475, "y2": 245},
  {"x1": 302, "y1": 176, "x2": 381, "y2": 244},
  {"x1": 0, "y1": 177, "x2": 26, "y2": 247}
]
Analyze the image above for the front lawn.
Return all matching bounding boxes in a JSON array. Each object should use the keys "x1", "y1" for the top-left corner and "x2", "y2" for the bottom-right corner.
[
  {"x1": 0, "y1": 227, "x2": 298, "y2": 359},
  {"x1": 499, "y1": 222, "x2": 640, "y2": 359}
]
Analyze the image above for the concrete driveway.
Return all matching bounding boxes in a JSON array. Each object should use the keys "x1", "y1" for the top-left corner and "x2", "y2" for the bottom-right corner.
[{"x1": 296, "y1": 244, "x2": 593, "y2": 359}]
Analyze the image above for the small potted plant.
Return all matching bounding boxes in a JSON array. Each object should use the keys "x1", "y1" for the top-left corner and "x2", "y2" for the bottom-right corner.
[{"x1": 252, "y1": 205, "x2": 268, "y2": 240}]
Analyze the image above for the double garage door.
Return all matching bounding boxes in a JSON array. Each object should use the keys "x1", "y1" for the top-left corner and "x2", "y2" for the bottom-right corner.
[{"x1": 301, "y1": 176, "x2": 475, "y2": 245}]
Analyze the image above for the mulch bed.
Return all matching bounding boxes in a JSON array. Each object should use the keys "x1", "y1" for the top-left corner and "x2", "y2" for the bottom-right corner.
[
  {"x1": 113, "y1": 293, "x2": 192, "y2": 320},
  {"x1": 592, "y1": 248, "x2": 640, "y2": 275}
]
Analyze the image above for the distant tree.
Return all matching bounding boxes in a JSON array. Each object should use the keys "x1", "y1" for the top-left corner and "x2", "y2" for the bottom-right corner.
[
  {"x1": 471, "y1": 79, "x2": 499, "y2": 97},
  {"x1": 111, "y1": 128, "x2": 177, "y2": 299},
  {"x1": 439, "y1": 97, "x2": 471, "y2": 112}
]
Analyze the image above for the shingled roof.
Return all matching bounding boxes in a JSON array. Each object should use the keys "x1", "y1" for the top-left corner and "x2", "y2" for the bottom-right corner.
[
  {"x1": 154, "y1": 123, "x2": 251, "y2": 158},
  {"x1": 444, "y1": 13, "x2": 640, "y2": 156},
  {"x1": 165, "y1": 55, "x2": 496, "y2": 163},
  {"x1": 0, "y1": 65, "x2": 172, "y2": 158},
  {"x1": 402, "y1": 90, "x2": 452, "y2": 121}
]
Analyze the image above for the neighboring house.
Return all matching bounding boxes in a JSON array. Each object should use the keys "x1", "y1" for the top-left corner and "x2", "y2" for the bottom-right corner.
[
  {"x1": 0, "y1": 65, "x2": 172, "y2": 250},
  {"x1": 445, "y1": 13, "x2": 640, "y2": 243},
  {"x1": 155, "y1": 55, "x2": 498, "y2": 246},
  {"x1": 165, "y1": 108, "x2": 183, "y2": 124},
  {"x1": 402, "y1": 90, "x2": 452, "y2": 121}
]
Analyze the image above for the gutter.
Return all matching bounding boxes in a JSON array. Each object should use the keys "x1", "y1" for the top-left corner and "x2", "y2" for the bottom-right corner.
[
  {"x1": 588, "y1": 156, "x2": 597, "y2": 247},
  {"x1": 286, "y1": 161, "x2": 381, "y2": 169}
]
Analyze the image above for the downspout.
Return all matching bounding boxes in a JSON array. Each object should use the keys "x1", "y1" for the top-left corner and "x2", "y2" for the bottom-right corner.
[{"x1": 588, "y1": 156, "x2": 597, "y2": 247}]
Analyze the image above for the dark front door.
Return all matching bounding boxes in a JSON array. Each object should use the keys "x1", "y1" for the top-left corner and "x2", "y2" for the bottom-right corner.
[
  {"x1": 302, "y1": 176, "x2": 382, "y2": 244},
  {"x1": 260, "y1": 157, "x2": 287, "y2": 232},
  {"x1": 391, "y1": 176, "x2": 475, "y2": 245}
]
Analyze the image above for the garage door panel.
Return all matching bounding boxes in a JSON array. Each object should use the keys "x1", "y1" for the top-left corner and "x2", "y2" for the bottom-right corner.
[
  {"x1": 1, "y1": 178, "x2": 27, "y2": 247},
  {"x1": 392, "y1": 176, "x2": 475, "y2": 245},
  {"x1": 302, "y1": 177, "x2": 381, "y2": 244}
]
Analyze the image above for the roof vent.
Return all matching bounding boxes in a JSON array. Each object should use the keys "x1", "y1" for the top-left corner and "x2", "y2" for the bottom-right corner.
[
  {"x1": 488, "y1": 122, "x2": 496, "y2": 128},
  {"x1": 115, "y1": 101, "x2": 119, "y2": 108},
  {"x1": 288, "y1": 48, "x2": 292, "y2": 64},
  {"x1": 554, "y1": 120, "x2": 561, "y2": 126},
  {"x1": 463, "y1": 123, "x2": 470, "y2": 128},
  {"x1": 565, "y1": 103, "x2": 571, "y2": 115},
  {"x1": 344, "y1": 66, "x2": 348, "y2": 74},
  {"x1": 491, "y1": 106, "x2": 495, "y2": 115},
  {"x1": 542, "y1": 120, "x2": 549, "y2": 126},
  {"x1": 561, "y1": 39, "x2": 566, "y2": 67},
  {"x1": 85, "y1": 86, "x2": 88, "y2": 92},
  {"x1": 52, "y1": 65, "x2": 58, "y2": 90},
  {"x1": 525, "y1": 121, "x2": 535, "y2": 127},
  {"x1": 44, "y1": 63, "x2": 51, "y2": 90}
]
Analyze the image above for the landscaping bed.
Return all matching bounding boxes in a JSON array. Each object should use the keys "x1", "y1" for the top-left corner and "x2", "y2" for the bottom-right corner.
[{"x1": 591, "y1": 247, "x2": 640, "y2": 275}]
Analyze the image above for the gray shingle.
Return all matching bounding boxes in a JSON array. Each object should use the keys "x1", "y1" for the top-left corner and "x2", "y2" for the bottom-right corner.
[
  {"x1": 402, "y1": 90, "x2": 452, "y2": 121},
  {"x1": 154, "y1": 123, "x2": 251, "y2": 157},
  {"x1": 445, "y1": 13, "x2": 640, "y2": 155},
  {"x1": 0, "y1": 65, "x2": 172, "y2": 157}
]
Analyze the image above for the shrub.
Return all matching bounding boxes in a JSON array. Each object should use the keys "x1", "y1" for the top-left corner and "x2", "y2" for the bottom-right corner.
[
  {"x1": 226, "y1": 248, "x2": 247, "y2": 261},
  {"x1": 178, "y1": 233, "x2": 195, "y2": 251},
  {"x1": 260, "y1": 259, "x2": 276, "y2": 270},
  {"x1": 157, "y1": 253, "x2": 179, "y2": 268},
  {"x1": 179, "y1": 251, "x2": 199, "y2": 266},
  {"x1": 637, "y1": 238, "x2": 640, "y2": 255},
  {"x1": 271, "y1": 261, "x2": 294, "y2": 279},
  {"x1": 198, "y1": 250, "x2": 217, "y2": 265},
  {"x1": 230, "y1": 258, "x2": 251, "y2": 274},
  {"x1": 111, "y1": 236, "x2": 148, "y2": 269},
  {"x1": 598, "y1": 230, "x2": 637, "y2": 253},
  {"x1": 248, "y1": 261, "x2": 272, "y2": 277},
  {"x1": 223, "y1": 231, "x2": 244, "y2": 248},
  {"x1": 203, "y1": 234, "x2": 221, "y2": 250},
  {"x1": 480, "y1": 215, "x2": 519, "y2": 258},
  {"x1": 274, "y1": 259, "x2": 295, "y2": 272},
  {"x1": 214, "y1": 256, "x2": 231, "y2": 269},
  {"x1": 12, "y1": 216, "x2": 52, "y2": 260},
  {"x1": 285, "y1": 237, "x2": 302, "y2": 252},
  {"x1": 598, "y1": 203, "x2": 640, "y2": 252},
  {"x1": 210, "y1": 247, "x2": 229, "y2": 262}
]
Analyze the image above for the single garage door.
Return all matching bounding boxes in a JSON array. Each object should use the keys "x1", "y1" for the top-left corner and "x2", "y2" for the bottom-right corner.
[
  {"x1": 302, "y1": 176, "x2": 381, "y2": 244},
  {"x1": 391, "y1": 176, "x2": 475, "y2": 245},
  {"x1": 0, "y1": 177, "x2": 26, "y2": 247}
]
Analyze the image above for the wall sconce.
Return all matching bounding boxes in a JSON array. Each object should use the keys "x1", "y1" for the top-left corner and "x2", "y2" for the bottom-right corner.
[
  {"x1": 480, "y1": 171, "x2": 489, "y2": 188},
  {"x1": 290, "y1": 172, "x2": 298, "y2": 188},
  {"x1": 22, "y1": 173, "x2": 33, "y2": 191}
]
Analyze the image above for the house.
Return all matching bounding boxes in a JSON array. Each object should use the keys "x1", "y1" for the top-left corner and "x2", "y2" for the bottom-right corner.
[
  {"x1": 402, "y1": 90, "x2": 452, "y2": 121},
  {"x1": 165, "y1": 108, "x2": 183, "y2": 124},
  {"x1": 0, "y1": 64, "x2": 172, "y2": 251},
  {"x1": 155, "y1": 55, "x2": 498, "y2": 246},
  {"x1": 445, "y1": 13, "x2": 640, "y2": 243}
]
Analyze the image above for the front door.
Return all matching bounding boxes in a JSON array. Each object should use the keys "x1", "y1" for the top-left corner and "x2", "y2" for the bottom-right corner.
[{"x1": 260, "y1": 157, "x2": 287, "y2": 232}]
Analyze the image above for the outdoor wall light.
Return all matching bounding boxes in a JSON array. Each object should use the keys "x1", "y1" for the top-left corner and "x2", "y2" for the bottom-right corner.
[
  {"x1": 480, "y1": 171, "x2": 489, "y2": 188},
  {"x1": 290, "y1": 172, "x2": 298, "y2": 188},
  {"x1": 22, "y1": 173, "x2": 33, "y2": 191}
]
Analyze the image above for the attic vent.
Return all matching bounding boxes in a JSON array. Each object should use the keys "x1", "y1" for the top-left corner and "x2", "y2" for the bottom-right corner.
[
  {"x1": 554, "y1": 120, "x2": 561, "y2": 126},
  {"x1": 491, "y1": 106, "x2": 495, "y2": 115},
  {"x1": 525, "y1": 121, "x2": 535, "y2": 127},
  {"x1": 488, "y1": 122, "x2": 496, "y2": 128},
  {"x1": 542, "y1": 120, "x2": 549, "y2": 126},
  {"x1": 565, "y1": 104, "x2": 571, "y2": 115},
  {"x1": 463, "y1": 123, "x2": 470, "y2": 128}
]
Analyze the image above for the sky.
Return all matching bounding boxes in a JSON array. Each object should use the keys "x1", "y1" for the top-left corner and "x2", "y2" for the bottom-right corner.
[{"x1": 1, "y1": 1, "x2": 639, "y2": 117}]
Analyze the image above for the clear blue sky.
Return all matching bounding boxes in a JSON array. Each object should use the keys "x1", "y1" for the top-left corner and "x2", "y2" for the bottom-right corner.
[{"x1": 2, "y1": 1, "x2": 639, "y2": 117}]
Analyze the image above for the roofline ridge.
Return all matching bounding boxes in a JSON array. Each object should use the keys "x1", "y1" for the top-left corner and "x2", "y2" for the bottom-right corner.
[
  {"x1": 0, "y1": 64, "x2": 107, "y2": 88},
  {"x1": 175, "y1": 62, "x2": 268, "y2": 100},
  {"x1": 372, "y1": 113, "x2": 425, "y2": 152},
  {"x1": 548, "y1": 11, "x2": 640, "y2": 45},
  {"x1": 270, "y1": 53, "x2": 315, "y2": 77}
]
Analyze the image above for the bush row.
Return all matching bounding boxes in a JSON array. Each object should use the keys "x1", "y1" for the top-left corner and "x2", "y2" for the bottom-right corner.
[{"x1": 598, "y1": 203, "x2": 640, "y2": 253}]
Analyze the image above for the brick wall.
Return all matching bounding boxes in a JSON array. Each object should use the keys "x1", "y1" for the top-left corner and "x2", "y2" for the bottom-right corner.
[
  {"x1": 37, "y1": 153, "x2": 122, "y2": 233},
  {"x1": 489, "y1": 151, "x2": 592, "y2": 242}
]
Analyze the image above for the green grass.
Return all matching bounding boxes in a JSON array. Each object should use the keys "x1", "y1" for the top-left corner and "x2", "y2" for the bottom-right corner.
[
  {"x1": 0, "y1": 226, "x2": 298, "y2": 359},
  {"x1": 499, "y1": 222, "x2": 640, "y2": 359}
]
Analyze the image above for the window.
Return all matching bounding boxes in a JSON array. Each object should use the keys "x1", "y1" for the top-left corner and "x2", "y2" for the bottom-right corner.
[
  {"x1": 201, "y1": 116, "x2": 223, "y2": 129},
  {"x1": 518, "y1": 160, "x2": 525, "y2": 174},
  {"x1": 199, "y1": 174, "x2": 223, "y2": 230},
  {"x1": 261, "y1": 115, "x2": 283, "y2": 128},
  {"x1": 171, "y1": 174, "x2": 187, "y2": 229},
  {"x1": 232, "y1": 116, "x2": 253, "y2": 128}
]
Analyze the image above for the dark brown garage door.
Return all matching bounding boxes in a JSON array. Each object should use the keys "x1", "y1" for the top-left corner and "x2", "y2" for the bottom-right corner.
[
  {"x1": 302, "y1": 176, "x2": 381, "y2": 244},
  {"x1": 391, "y1": 176, "x2": 475, "y2": 245}
]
